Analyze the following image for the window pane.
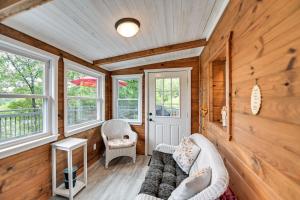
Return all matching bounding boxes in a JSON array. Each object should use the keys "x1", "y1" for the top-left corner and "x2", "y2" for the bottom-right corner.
[
  {"x1": 116, "y1": 78, "x2": 140, "y2": 121},
  {"x1": 0, "y1": 49, "x2": 45, "y2": 95},
  {"x1": 67, "y1": 99, "x2": 97, "y2": 126},
  {"x1": 118, "y1": 100, "x2": 138, "y2": 120},
  {"x1": 118, "y1": 79, "x2": 139, "y2": 99},
  {"x1": 0, "y1": 98, "x2": 43, "y2": 142},
  {"x1": 67, "y1": 70, "x2": 97, "y2": 98}
]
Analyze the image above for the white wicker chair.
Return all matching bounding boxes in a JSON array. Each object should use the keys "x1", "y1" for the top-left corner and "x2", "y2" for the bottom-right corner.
[{"x1": 101, "y1": 119, "x2": 138, "y2": 168}]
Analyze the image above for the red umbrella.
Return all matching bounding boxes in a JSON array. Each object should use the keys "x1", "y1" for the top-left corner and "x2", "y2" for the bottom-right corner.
[
  {"x1": 71, "y1": 77, "x2": 128, "y2": 87},
  {"x1": 118, "y1": 80, "x2": 128, "y2": 87},
  {"x1": 71, "y1": 77, "x2": 97, "y2": 87}
]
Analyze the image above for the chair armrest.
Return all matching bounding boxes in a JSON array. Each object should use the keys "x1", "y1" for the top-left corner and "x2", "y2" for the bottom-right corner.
[
  {"x1": 128, "y1": 130, "x2": 138, "y2": 143},
  {"x1": 155, "y1": 144, "x2": 178, "y2": 154},
  {"x1": 101, "y1": 132, "x2": 108, "y2": 148}
]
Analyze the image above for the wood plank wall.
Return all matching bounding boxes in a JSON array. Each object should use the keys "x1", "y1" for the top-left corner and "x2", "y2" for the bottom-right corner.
[
  {"x1": 111, "y1": 57, "x2": 200, "y2": 154},
  {"x1": 200, "y1": 0, "x2": 300, "y2": 199},
  {"x1": 0, "y1": 25, "x2": 108, "y2": 200}
]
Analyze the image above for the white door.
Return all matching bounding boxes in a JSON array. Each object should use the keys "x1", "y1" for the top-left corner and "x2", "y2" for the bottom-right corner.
[{"x1": 147, "y1": 70, "x2": 191, "y2": 155}]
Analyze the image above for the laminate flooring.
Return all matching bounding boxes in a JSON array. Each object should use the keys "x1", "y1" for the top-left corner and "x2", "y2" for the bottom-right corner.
[{"x1": 52, "y1": 155, "x2": 150, "y2": 200}]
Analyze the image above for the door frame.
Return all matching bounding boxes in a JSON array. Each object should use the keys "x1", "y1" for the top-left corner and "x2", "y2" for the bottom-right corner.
[{"x1": 144, "y1": 67, "x2": 192, "y2": 155}]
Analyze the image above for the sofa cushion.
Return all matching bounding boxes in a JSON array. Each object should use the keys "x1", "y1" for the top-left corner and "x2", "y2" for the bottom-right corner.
[
  {"x1": 169, "y1": 167, "x2": 212, "y2": 200},
  {"x1": 139, "y1": 150, "x2": 188, "y2": 200},
  {"x1": 108, "y1": 138, "x2": 134, "y2": 149},
  {"x1": 172, "y1": 137, "x2": 201, "y2": 174}
]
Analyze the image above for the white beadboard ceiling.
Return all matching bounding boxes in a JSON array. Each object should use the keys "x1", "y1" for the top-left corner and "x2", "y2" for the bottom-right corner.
[{"x1": 2, "y1": 0, "x2": 229, "y2": 71}]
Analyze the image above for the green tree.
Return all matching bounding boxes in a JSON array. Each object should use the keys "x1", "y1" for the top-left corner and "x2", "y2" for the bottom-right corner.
[
  {"x1": 118, "y1": 79, "x2": 138, "y2": 99},
  {"x1": 0, "y1": 51, "x2": 43, "y2": 110}
]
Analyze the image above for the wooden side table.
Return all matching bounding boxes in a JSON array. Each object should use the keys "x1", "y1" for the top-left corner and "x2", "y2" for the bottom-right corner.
[{"x1": 52, "y1": 138, "x2": 88, "y2": 200}]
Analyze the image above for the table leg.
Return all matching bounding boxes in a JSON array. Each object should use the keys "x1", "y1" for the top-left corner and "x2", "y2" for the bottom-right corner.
[
  {"x1": 52, "y1": 147, "x2": 56, "y2": 196},
  {"x1": 68, "y1": 150, "x2": 73, "y2": 200},
  {"x1": 84, "y1": 144, "x2": 87, "y2": 186}
]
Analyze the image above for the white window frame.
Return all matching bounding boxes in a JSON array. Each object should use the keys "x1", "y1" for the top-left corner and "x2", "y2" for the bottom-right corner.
[
  {"x1": 64, "y1": 60, "x2": 105, "y2": 136},
  {"x1": 0, "y1": 35, "x2": 58, "y2": 159},
  {"x1": 112, "y1": 74, "x2": 143, "y2": 125}
]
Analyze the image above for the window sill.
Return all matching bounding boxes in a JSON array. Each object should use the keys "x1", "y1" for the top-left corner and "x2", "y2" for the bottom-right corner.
[
  {"x1": 0, "y1": 134, "x2": 59, "y2": 159},
  {"x1": 65, "y1": 121, "x2": 104, "y2": 137}
]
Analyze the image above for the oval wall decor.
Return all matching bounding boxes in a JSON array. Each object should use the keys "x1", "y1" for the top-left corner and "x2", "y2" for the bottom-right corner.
[{"x1": 251, "y1": 84, "x2": 262, "y2": 115}]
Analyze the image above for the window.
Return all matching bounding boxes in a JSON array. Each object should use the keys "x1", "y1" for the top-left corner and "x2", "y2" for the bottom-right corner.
[
  {"x1": 112, "y1": 74, "x2": 142, "y2": 124},
  {"x1": 0, "y1": 37, "x2": 58, "y2": 158},
  {"x1": 65, "y1": 60, "x2": 105, "y2": 136},
  {"x1": 155, "y1": 77, "x2": 180, "y2": 117}
]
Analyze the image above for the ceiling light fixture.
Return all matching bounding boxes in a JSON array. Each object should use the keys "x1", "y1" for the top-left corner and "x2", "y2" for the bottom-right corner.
[{"x1": 115, "y1": 18, "x2": 140, "y2": 37}]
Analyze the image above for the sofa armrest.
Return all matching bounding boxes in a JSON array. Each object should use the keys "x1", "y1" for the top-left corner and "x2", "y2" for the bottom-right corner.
[
  {"x1": 135, "y1": 194, "x2": 163, "y2": 200},
  {"x1": 155, "y1": 144, "x2": 178, "y2": 154}
]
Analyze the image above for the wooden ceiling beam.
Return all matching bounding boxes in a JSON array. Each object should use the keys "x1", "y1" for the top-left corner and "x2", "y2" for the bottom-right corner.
[
  {"x1": 0, "y1": 0, "x2": 52, "y2": 21},
  {"x1": 93, "y1": 39, "x2": 207, "y2": 65}
]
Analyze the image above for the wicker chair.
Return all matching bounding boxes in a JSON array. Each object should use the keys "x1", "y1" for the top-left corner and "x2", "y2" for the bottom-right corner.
[{"x1": 101, "y1": 119, "x2": 138, "y2": 168}]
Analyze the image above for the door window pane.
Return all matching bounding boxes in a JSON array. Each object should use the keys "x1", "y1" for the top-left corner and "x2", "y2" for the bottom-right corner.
[
  {"x1": 163, "y1": 78, "x2": 171, "y2": 92},
  {"x1": 156, "y1": 79, "x2": 163, "y2": 92},
  {"x1": 155, "y1": 78, "x2": 180, "y2": 117}
]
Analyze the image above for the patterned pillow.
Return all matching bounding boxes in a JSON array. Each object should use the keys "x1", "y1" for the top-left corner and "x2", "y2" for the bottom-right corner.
[{"x1": 172, "y1": 137, "x2": 200, "y2": 174}]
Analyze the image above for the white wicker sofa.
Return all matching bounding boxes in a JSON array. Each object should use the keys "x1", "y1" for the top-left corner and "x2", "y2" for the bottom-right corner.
[{"x1": 136, "y1": 134, "x2": 229, "y2": 200}]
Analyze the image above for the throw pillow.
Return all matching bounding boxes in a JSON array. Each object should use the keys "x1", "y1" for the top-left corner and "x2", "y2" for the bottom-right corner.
[
  {"x1": 168, "y1": 167, "x2": 212, "y2": 200},
  {"x1": 172, "y1": 137, "x2": 200, "y2": 174}
]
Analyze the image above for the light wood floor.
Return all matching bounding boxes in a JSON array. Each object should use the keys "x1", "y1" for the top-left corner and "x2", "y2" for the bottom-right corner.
[{"x1": 52, "y1": 155, "x2": 150, "y2": 200}]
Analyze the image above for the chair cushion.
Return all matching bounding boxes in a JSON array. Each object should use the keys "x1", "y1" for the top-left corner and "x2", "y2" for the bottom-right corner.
[
  {"x1": 172, "y1": 137, "x2": 201, "y2": 174},
  {"x1": 108, "y1": 138, "x2": 135, "y2": 149},
  {"x1": 139, "y1": 151, "x2": 188, "y2": 200},
  {"x1": 169, "y1": 167, "x2": 212, "y2": 200}
]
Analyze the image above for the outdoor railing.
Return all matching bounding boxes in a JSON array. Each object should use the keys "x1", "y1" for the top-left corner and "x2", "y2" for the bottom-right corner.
[
  {"x1": 0, "y1": 108, "x2": 43, "y2": 141},
  {"x1": 0, "y1": 106, "x2": 98, "y2": 141},
  {"x1": 0, "y1": 105, "x2": 145, "y2": 141}
]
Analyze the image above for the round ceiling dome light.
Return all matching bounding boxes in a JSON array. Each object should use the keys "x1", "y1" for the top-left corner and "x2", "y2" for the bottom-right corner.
[{"x1": 115, "y1": 18, "x2": 140, "y2": 37}]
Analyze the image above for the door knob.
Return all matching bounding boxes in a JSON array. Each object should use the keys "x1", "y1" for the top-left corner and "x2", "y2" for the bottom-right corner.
[
  {"x1": 149, "y1": 112, "x2": 152, "y2": 116},
  {"x1": 149, "y1": 118, "x2": 153, "y2": 121}
]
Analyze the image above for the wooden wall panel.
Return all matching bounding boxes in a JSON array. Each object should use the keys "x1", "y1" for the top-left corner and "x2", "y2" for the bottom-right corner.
[
  {"x1": 0, "y1": 25, "x2": 108, "y2": 200},
  {"x1": 111, "y1": 57, "x2": 200, "y2": 155},
  {"x1": 200, "y1": 0, "x2": 300, "y2": 199}
]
